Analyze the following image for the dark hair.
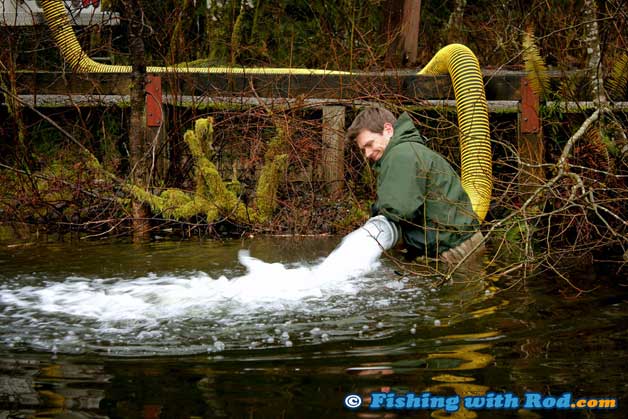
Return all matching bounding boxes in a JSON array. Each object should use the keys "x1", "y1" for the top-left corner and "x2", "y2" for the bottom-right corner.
[{"x1": 346, "y1": 107, "x2": 397, "y2": 142}]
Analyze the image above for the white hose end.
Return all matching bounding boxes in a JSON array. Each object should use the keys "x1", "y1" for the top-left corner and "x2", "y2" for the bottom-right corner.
[{"x1": 361, "y1": 215, "x2": 400, "y2": 250}]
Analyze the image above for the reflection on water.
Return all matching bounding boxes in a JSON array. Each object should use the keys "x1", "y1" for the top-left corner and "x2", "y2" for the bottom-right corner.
[
  {"x1": 347, "y1": 330, "x2": 497, "y2": 419},
  {"x1": 0, "y1": 238, "x2": 626, "y2": 418},
  {"x1": 426, "y1": 333, "x2": 496, "y2": 419},
  {"x1": 0, "y1": 357, "x2": 109, "y2": 418}
]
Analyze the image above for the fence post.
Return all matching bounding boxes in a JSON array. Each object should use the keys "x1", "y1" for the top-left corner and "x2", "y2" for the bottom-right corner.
[
  {"x1": 145, "y1": 74, "x2": 168, "y2": 181},
  {"x1": 518, "y1": 77, "x2": 545, "y2": 198},
  {"x1": 322, "y1": 106, "x2": 346, "y2": 196}
]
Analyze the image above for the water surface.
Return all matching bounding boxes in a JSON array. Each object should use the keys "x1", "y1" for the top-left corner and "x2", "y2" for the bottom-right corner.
[{"x1": 0, "y1": 238, "x2": 626, "y2": 418}]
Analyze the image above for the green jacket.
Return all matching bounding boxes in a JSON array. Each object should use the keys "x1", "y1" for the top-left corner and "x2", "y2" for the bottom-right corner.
[{"x1": 373, "y1": 113, "x2": 479, "y2": 257}]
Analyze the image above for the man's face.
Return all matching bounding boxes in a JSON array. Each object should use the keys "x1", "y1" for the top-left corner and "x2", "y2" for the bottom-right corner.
[{"x1": 355, "y1": 123, "x2": 393, "y2": 162}]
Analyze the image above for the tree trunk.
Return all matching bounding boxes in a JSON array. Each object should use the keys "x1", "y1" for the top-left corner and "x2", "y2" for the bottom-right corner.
[
  {"x1": 445, "y1": 0, "x2": 466, "y2": 44},
  {"x1": 583, "y1": 0, "x2": 606, "y2": 106},
  {"x1": 1, "y1": 31, "x2": 30, "y2": 170},
  {"x1": 400, "y1": 0, "x2": 421, "y2": 64},
  {"x1": 383, "y1": 0, "x2": 421, "y2": 65},
  {"x1": 125, "y1": 1, "x2": 150, "y2": 242}
]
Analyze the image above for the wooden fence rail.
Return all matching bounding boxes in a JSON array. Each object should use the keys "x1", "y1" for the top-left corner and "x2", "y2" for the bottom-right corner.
[{"x1": 4, "y1": 70, "x2": 627, "y2": 195}]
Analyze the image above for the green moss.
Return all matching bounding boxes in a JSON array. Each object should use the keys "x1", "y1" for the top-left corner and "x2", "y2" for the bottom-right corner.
[
  {"x1": 174, "y1": 58, "x2": 212, "y2": 67},
  {"x1": 265, "y1": 122, "x2": 288, "y2": 159},
  {"x1": 195, "y1": 117, "x2": 214, "y2": 155},
  {"x1": 0, "y1": 225, "x2": 15, "y2": 242},
  {"x1": 227, "y1": 164, "x2": 243, "y2": 196},
  {"x1": 126, "y1": 115, "x2": 288, "y2": 226},
  {"x1": 185, "y1": 117, "x2": 214, "y2": 160},
  {"x1": 255, "y1": 154, "x2": 288, "y2": 221},
  {"x1": 35, "y1": 161, "x2": 79, "y2": 204},
  {"x1": 161, "y1": 188, "x2": 191, "y2": 207},
  {"x1": 184, "y1": 130, "x2": 203, "y2": 161},
  {"x1": 128, "y1": 184, "x2": 165, "y2": 212}
]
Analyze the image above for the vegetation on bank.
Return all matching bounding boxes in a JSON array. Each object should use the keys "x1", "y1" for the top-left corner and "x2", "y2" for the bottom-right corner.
[
  {"x1": 127, "y1": 117, "x2": 288, "y2": 224},
  {"x1": 1, "y1": 0, "x2": 627, "y2": 277}
]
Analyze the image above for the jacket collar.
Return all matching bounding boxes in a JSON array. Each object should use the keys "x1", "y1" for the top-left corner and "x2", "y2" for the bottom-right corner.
[{"x1": 374, "y1": 112, "x2": 423, "y2": 168}]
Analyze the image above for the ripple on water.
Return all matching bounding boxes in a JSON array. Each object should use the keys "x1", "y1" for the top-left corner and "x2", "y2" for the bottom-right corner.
[{"x1": 0, "y1": 231, "x2": 443, "y2": 356}]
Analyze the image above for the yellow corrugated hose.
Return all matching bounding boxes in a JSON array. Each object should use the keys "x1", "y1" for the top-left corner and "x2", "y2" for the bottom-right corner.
[
  {"x1": 418, "y1": 44, "x2": 492, "y2": 221},
  {"x1": 40, "y1": 0, "x2": 349, "y2": 75}
]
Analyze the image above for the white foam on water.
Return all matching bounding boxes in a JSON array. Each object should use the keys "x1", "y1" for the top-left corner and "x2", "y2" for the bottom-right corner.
[
  {"x1": 0, "y1": 227, "x2": 387, "y2": 325},
  {"x1": 0, "y1": 227, "x2": 437, "y2": 357}
]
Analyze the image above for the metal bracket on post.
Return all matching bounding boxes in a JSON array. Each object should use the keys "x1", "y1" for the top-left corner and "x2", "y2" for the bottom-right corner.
[
  {"x1": 520, "y1": 77, "x2": 540, "y2": 134},
  {"x1": 518, "y1": 76, "x2": 545, "y2": 197},
  {"x1": 145, "y1": 74, "x2": 168, "y2": 180},
  {"x1": 146, "y1": 74, "x2": 162, "y2": 128}
]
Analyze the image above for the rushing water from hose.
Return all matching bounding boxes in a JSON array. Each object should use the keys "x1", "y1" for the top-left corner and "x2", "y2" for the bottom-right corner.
[{"x1": 0, "y1": 228, "x2": 435, "y2": 357}]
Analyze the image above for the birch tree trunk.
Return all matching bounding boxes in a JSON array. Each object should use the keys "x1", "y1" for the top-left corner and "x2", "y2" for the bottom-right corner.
[{"x1": 583, "y1": 0, "x2": 606, "y2": 107}]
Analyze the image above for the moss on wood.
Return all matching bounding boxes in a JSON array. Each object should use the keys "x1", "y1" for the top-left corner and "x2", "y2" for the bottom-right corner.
[{"x1": 127, "y1": 116, "x2": 287, "y2": 225}]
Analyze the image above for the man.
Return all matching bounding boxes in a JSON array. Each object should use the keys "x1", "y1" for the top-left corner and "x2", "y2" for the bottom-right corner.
[{"x1": 346, "y1": 107, "x2": 483, "y2": 264}]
